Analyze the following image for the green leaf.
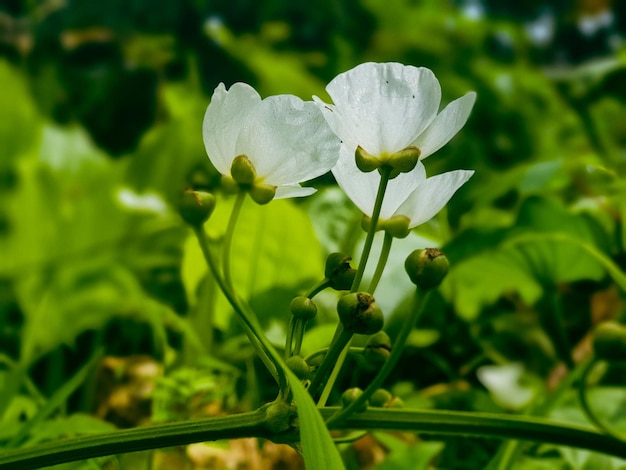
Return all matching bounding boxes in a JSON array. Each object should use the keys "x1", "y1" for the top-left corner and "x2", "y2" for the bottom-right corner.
[
  {"x1": 283, "y1": 367, "x2": 345, "y2": 470},
  {"x1": 7, "y1": 351, "x2": 103, "y2": 448},
  {"x1": 441, "y1": 197, "x2": 612, "y2": 320},
  {"x1": 182, "y1": 197, "x2": 324, "y2": 331},
  {"x1": 0, "y1": 61, "x2": 41, "y2": 165},
  {"x1": 16, "y1": 262, "x2": 172, "y2": 365},
  {"x1": 373, "y1": 434, "x2": 443, "y2": 470}
]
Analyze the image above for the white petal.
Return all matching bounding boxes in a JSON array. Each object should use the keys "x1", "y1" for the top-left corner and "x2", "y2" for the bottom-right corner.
[
  {"x1": 332, "y1": 143, "x2": 427, "y2": 219},
  {"x1": 202, "y1": 83, "x2": 261, "y2": 174},
  {"x1": 236, "y1": 95, "x2": 340, "y2": 186},
  {"x1": 396, "y1": 169, "x2": 474, "y2": 228},
  {"x1": 413, "y1": 92, "x2": 476, "y2": 160},
  {"x1": 322, "y1": 62, "x2": 442, "y2": 156},
  {"x1": 274, "y1": 185, "x2": 317, "y2": 199}
]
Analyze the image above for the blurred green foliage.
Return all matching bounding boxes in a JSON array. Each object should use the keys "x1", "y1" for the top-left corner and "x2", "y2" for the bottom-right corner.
[{"x1": 1, "y1": 0, "x2": 626, "y2": 468}]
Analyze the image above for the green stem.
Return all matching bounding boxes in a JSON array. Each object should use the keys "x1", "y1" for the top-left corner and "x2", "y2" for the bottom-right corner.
[
  {"x1": 318, "y1": 344, "x2": 349, "y2": 407},
  {"x1": 284, "y1": 317, "x2": 296, "y2": 359},
  {"x1": 367, "y1": 232, "x2": 394, "y2": 294},
  {"x1": 4, "y1": 406, "x2": 626, "y2": 469},
  {"x1": 291, "y1": 319, "x2": 307, "y2": 357},
  {"x1": 0, "y1": 407, "x2": 276, "y2": 470},
  {"x1": 304, "y1": 347, "x2": 364, "y2": 364},
  {"x1": 324, "y1": 407, "x2": 626, "y2": 458},
  {"x1": 578, "y1": 357, "x2": 626, "y2": 442},
  {"x1": 193, "y1": 227, "x2": 286, "y2": 392},
  {"x1": 222, "y1": 191, "x2": 246, "y2": 289},
  {"x1": 350, "y1": 166, "x2": 392, "y2": 293},
  {"x1": 309, "y1": 326, "x2": 353, "y2": 399},
  {"x1": 327, "y1": 287, "x2": 430, "y2": 426},
  {"x1": 305, "y1": 279, "x2": 330, "y2": 299}
]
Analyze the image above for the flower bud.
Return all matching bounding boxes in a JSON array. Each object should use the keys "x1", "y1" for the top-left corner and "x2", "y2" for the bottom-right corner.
[
  {"x1": 593, "y1": 322, "x2": 626, "y2": 361},
  {"x1": 290, "y1": 296, "x2": 317, "y2": 321},
  {"x1": 369, "y1": 388, "x2": 392, "y2": 408},
  {"x1": 249, "y1": 183, "x2": 277, "y2": 205},
  {"x1": 355, "y1": 146, "x2": 380, "y2": 173},
  {"x1": 285, "y1": 355, "x2": 312, "y2": 380},
  {"x1": 337, "y1": 292, "x2": 384, "y2": 335},
  {"x1": 363, "y1": 331, "x2": 391, "y2": 369},
  {"x1": 179, "y1": 188, "x2": 216, "y2": 227},
  {"x1": 341, "y1": 387, "x2": 367, "y2": 412},
  {"x1": 386, "y1": 396, "x2": 404, "y2": 408},
  {"x1": 324, "y1": 253, "x2": 357, "y2": 291},
  {"x1": 230, "y1": 154, "x2": 256, "y2": 185},
  {"x1": 404, "y1": 248, "x2": 449, "y2": 289}
]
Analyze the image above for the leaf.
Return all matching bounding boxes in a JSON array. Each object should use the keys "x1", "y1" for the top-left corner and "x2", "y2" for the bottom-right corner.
[
  {"x1": 7, "y1": 351, "x2": 103, "y2": 448},
  {"x1": 373, "y1": 434, "x2": 443, "y2": 470},
  {"x1": 16, "y1": 262, "x2": 172, "y2": 365},
  {"x1": 283, "y1": 367, "x2": 345, "y2": 470},
  {"x1": 182, "y1": 197, "x2": 324, "y2": 331},
  {"x1": 440, "y1": 197, "x2": 612, "y2": 320},
  {"x1": 0, "y1": 61, "x2": 41, "y2": 165}
]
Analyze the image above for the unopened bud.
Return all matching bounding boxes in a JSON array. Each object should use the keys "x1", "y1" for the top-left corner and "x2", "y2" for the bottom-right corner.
[
  {"x1": 363, "y1": 331, "x2": 391, "y2": 369},
  {"x1": 179, "y1": 189, "x2": 216, "y2": 227},
  {"x1": 285, "y1": 355, "x2": 312, "y2": 380},
  {"x1": 404, "y1": 248, "x2": 449, "y2": 289},
  {"x1": 386, "y1": 396, "x2": 404, "y2": 408},
  {"x1": 341, "y1": 387, "x2": 367, "y2": 412},
  {"x1": 324, "y1": 253, "x2": 357, "y2": 290},
  {"x1": 337, "y1": 292, "x2": 384, "y2": 335},
  {"x1": 593, "y1": 322, "x2": 626, "y2": 361},
  {"x1": 290, "y1": 296, "x2": 317, "y2": 321},
  {"x1": 369, "y1": 388, "x2": 393, "y2": 408}
]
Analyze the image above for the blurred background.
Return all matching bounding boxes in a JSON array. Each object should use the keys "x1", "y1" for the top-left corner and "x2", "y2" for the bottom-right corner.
[{"x1": 1, "y1": 0, "x2": 626, "y2": 468}]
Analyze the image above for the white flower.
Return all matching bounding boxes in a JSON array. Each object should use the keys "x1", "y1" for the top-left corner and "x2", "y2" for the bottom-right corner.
[
  {"x1": 333, "y1": 144, "x2": 473, "y2": 232},
  {"x1": 314, "y1": 62, "x2": 476, "y2": 169},
  {"x1": 203, "y1": 82, "x2": 340, "y2": 202}
]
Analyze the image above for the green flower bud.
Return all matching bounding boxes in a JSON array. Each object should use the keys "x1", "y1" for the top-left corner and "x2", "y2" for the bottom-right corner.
[
  {"x1": 230, "y1": 154, "x2": 257, "y2": 185},
  {"x1": 386, "y1": 396, "x2": 404, "y2": 408},
  {"x1": 337, "y1": 292, "x2": 384, "y2": 335},
  {"x1": 593, "y1": 322, "x2": 626, "y2": 361},
  {"x1": 290, "y1": 296, "x2": 317, "y2": 321},
  {"x1": 285, "y1": 355, "x2": 312, "y2": 380},
  {"x1": 355, "y1": 146, "x2": 380, "y2": 173},
  {"x1": 249, "y1": 183, "x2": 277, "y2": 205},
  {"x1": 404, "y1": 248, "x2": 449, "y2": 289},
  {"x1": 363, "y1": 331, "x2": 391, "y2": 369},
  {"x1": 178, "y1": 189, "x2": 216, "y2": 227},
  {"x1": 369, "y1": 388, "x2": 393, "y2": 408},
  {"x1": 324, "y1": 253, "x2": 357, "y2": 291},
  {"x1": 341, "y1": 387, "x2": 367, "y2": 412}
]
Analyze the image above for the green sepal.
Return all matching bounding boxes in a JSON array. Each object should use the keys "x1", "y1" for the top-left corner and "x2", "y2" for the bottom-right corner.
[
  {"x1": 231, "y1": 154, "x2": 257, "y2": 185},
  {"x1": 355, "y1": 145, "x2": 380, "y2": 173},
  {"x1": 249, "y1": 183, "x2": 277, "y2": 205}
]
